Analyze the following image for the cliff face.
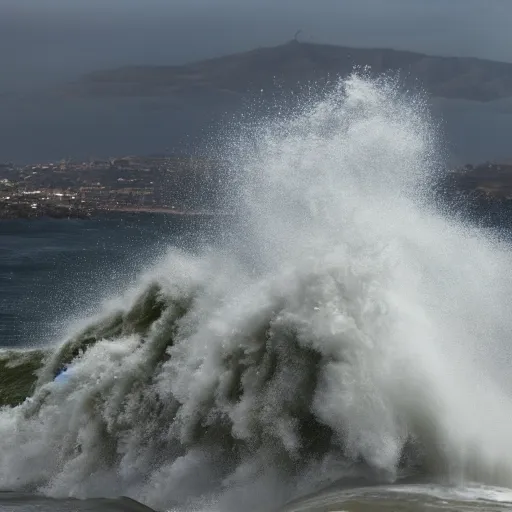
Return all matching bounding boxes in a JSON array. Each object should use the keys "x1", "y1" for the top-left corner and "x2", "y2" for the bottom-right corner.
[{"x1": 69, "y1": 41, "x2": 512, "y2": 102}]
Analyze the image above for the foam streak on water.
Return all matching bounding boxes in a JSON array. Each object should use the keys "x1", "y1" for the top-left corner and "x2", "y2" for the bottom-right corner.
[{"x1": 1, "y1": 74, "x2": 512, "y2": 512}]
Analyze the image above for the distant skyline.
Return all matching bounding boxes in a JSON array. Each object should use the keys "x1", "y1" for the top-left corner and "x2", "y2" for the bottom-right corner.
[{"x1": 1, "y1": 0, "x2": 511, "y2": 92}]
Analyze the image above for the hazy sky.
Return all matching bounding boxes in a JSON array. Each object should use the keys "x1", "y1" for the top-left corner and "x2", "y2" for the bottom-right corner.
[{"x1": 1, "y1": 0, "x2": 511, "y2": 92}]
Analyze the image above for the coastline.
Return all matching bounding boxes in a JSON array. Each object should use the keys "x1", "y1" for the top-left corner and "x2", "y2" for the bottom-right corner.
[
  {"x1": 98, "y1": 206, "x2": 233, "y2": 216},
  {"x1": 0, "y1": 203, "x2": 232, "y2": 220}
]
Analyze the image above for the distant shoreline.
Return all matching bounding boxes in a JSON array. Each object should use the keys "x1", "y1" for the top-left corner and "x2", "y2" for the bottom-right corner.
[
  {"x1": 99, "y1": 206, "x2": 232, "y2": 216},
  {"x1": 0, "y1": 204, "x2": 233, "y2": 220}
]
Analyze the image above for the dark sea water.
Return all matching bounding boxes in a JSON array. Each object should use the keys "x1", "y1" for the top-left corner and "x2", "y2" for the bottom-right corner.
[
  {"x1": 0, "y1": 214, "x2": 216, "y2": 348},
  {"x1": 2, "y1": 92, "x2": 512, "y2": 166},
  {"x1": 0, "y1": 492, "x2": 155, "y2": 512}
]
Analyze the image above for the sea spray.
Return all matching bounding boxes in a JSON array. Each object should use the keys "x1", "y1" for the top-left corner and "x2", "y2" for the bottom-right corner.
[{"x1": 1, "y1": 74, "x2": 512, "y2": 511}]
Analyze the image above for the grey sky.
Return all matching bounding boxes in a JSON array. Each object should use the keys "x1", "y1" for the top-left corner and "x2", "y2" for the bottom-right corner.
[{"x1": 1, "y1": 0, "x2": 511, "y2": 92}]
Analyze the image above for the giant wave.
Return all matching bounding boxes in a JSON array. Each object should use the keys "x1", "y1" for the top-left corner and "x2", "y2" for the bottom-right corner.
[{"x1": 2, "y1": 74, "x2": 512, "y2": 512}]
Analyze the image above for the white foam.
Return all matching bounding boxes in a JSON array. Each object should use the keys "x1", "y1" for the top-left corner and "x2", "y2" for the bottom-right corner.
[{"x1": 1, "y1": 74, "x2": 512, "y2": 512}]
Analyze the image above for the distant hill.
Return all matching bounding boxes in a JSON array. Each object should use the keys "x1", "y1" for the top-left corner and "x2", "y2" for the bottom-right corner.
[{"x1": 67, "y1": 41, "x2": 512, "y2": 102}]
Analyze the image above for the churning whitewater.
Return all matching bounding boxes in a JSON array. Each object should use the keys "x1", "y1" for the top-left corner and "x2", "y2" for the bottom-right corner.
[{"x1": 2, "y1": 74, "x2": 512, "y2": 512}]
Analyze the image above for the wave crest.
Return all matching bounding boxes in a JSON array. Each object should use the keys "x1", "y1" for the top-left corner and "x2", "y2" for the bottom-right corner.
[{"x1": 2, "y1": 74, "x2": 512, "y2": 511}]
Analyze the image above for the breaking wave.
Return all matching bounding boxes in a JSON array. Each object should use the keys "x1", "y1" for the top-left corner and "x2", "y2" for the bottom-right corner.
[{"x1": 2, "y1": 74, "x2": 512, "y2": 512}]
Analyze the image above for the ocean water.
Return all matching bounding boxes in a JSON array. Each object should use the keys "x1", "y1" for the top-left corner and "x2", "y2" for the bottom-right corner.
[
  {"x1": 2, "y1": 74, "x2": 512, "y2": 512},
  {"x1": 3, "y1": 89, "x2": 512, "y2": 166},
  {"x1": 0, "y1": 214, "x2": 219, "y2": 348}
]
